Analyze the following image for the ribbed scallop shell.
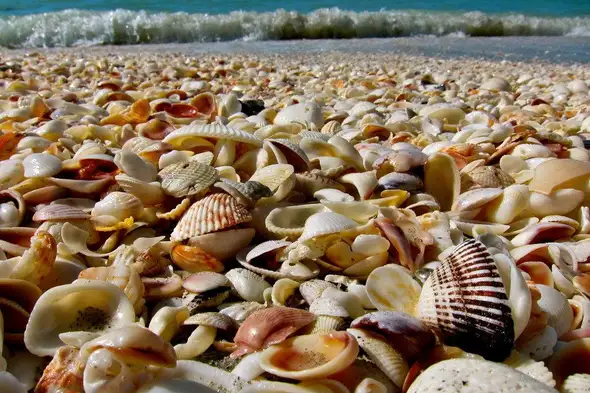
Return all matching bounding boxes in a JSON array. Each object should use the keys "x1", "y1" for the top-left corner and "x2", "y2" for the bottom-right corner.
[
  {"x1": 249, "y1": 164, "x2": 294, "y2": 193},
  {"x1": 190, "y1": 151, "x2": 215, "y2": 166},
  {"x1": 503, "y1": 351, "x2": 556, "y2": 387},
  {"x1": 299, "y1": 279, "x2": 336, "y2": 305},
  {"x1": 163, "y1": 123, "x2": 263, "y2": 147},
  {"x1": 460, "y1": 166, "x2": 515, "y2": 192},
  {"x1": 226, "y1": 268, "x2": 271, "y2": 303},
  {"x1": 32, "y1": 204, "x2": 89, "y2": 222},
  {"x1": 158, "y1": 161, "x2": 218, "y2": 198},
  {"x1": 23, "y1": 153, "x2": 62, "y2": 178},
  {"x1": 416, "y1": 239, "x2": 514, "y2": 361},
  {"x1": 171, "y1": 194, "x2": 252, "y2": 241},
  {"x1": 299, "y1": 211, "x2": 358, "y2": 242},
  {"x1": 562, "y1": 374, "x2": 590, "y2": 393}
]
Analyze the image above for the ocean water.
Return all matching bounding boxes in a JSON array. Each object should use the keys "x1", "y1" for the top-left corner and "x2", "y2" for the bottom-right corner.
[{"x1": 0, "y1": 0, "x2": 589, "y2": 52}]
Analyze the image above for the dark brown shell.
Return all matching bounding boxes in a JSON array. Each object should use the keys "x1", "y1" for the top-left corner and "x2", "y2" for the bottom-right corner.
[{"x1": 416, "y1": 239, "x2": 514, "y2": 361}]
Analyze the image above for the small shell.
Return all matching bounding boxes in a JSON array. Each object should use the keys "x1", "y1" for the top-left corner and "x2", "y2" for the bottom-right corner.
[
  {"x1": 226, "y1": 268, "x2": 271, "y2": 303},
  {"x1": 115, "y1": 175, "x2": 166, "y2": 206},
  {"x1": 460, "y1": 166, "x2": 514, "y2": 191},
  {"x1": 258, "y1": 331, "x2": 358, "y2": 380},
  {"x1": 171, "y1": 194, "x2": 252, "y2": 241},
  {"x1": 299, "y1": 212, "x2": 358, "y2": 242},
  {"x1": 265, "y1": 204, "x2": 326, "y2": 240},
  {"x1": 366, "y1": 265, "x2": 421, "y2": 315},
  {"x1": 32, "y1": 204, "x2": 89, "y2": 222},
  {"x1": 158, "y1": 161, "x2": 218, "y2": 198},
  {"x1": 171, "y1": 244, "x2": 224, "y2": 273},
  {"x1": 218, "y1": 302, "x2": 266, "y2": 323},
  {"x1": 187, "y1": 228, "x2": 256, "y2": 261},
  {"x1": 451, "y1": 187, "x2": 503, "y2": 213},
  {"x1": 536, "y1": 284, "x2": 573, "y2": 337},
  {"x1": 231, "y1": 307, "x2": 315, "y2": 358},
  {"x1": 424, "y1": 152, "x2": 460, "y2": 211},
  {"x1": 271, "y1": 278, "x2": 301, "y2": 306},
  {"x1": 183, "y1": 272, "x2": 230, "y2": 294},
  {"x1": 23, "y1": 153, "x2": 62, "y2": 178},
  {"x1": 299, "y1": 279, "x2": 337, "y2": 305},
  {"x1": 163, "y1": 123, "x2": 262, "y2": 148},
  {"x1": 91, "y1": 192, "x2": 143, "y2": 221},
  {"x1": 562, "y1": 374, "x2": 590, "y2": 393}
]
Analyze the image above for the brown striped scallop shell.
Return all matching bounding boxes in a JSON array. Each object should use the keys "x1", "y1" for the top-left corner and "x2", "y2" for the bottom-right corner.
[
  {"x1": 170, "y1": 193, "x2": 252, "y2": 241},
  {"x1": 415, "y1": 238, "x2": 514, "y2": 361}
]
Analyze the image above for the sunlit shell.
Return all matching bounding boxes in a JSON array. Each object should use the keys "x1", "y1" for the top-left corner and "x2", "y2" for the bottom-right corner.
[
  {"x1": 258, "y1": 331, "x2": 358, "y2": 380},
  {"x1": 187, "y1": 228, "x2": 256, "y2": 261},
  {"x1": 562, "y1": 374, "x2": 590, "y2": 393},
  {"x1": 22, "y1": 153, "x2": 62, "y2": 178},
  {"x1": 528, "y1": 158, "x2": 590, "y2": 195},
  {"x1": 299, "y1": 212, "x2": 358, "y2": 242},
  {"x1": 366, "y1": 265, "x2": 421, "y2": 315},
  {"x1": 33, "y1": 204, "x2": 89, "y2": 222},
  {"x1": 171, "y1": 244, "x2": 224, "y2": 273},
  {"x1": 163, "y1": 123, "x2": 262, "y2": 149},
  {"x1": 158, "y1": 161, "x2": 218, "y2": 198},
  {"x1": 24, "y1": 280, "x2": 135, "y2": 357},
  {"x1": 424, "y1": 152, "x2": 460, "y2": 211},
  {"x1": 265, "y1": 204, "x2": 326, "y2": 240},
  {"x1": 115, "y1": 174, "x2": 167, "y2": 206},
  {"x1": 91, "y1": 191, "x2": 143, "y2": 221},
  {"x1": 171, "y1": 194, "x2": 252, "y2": 241},
  {"x1": 226, "y1": 268, "x2": 271, "y2": 303}
]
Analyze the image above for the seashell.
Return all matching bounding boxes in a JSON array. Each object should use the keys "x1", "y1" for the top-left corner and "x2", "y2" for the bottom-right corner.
[
  {"x1": 511, "y1": 223, "x2": 576, "y2": 247},
  {"x1": 216, "y1": 179, "x2": 272, "y2": 208},
  {"x1": 158, "y1": 161, "x2": 218, "y2": 198},
  {"x1": 250, "y1": 163, "x2": 294, "y2": 192},
  {"x1": 80, "y1": 325, "x2": 176, "y2": 367},
  {"x1": 407, "y1": 359, "x2": 556, "y2": 393},
  {"x1": 424, "y1": 152, "x2": 460, "y2": 211},
  {"x1": 115, "y1": 174, "x2": 166, "y2": 206},
  {"x1": 171, "y1": 244, "x2": 224, "y2": 273},
  {"x1": 321, "y1": 201, "x2": 379, "y2": 223},
  {"x1": 182, "y1": 272, "x2": 230, "y2": 294},
  {"x1": 258, "y1": 331, "x2": 358, "y2": 380},
  {"x1": 528, "y1": 189, "x2": 584, "y2": 217},
  {"x1": 299, "y1": 212, "x2": 358, "y2": 242},
  {"x1": 338, "y1": 171, "x2": 378, "y2": 200},
  {"x1": 347, "y1": 328, "x2": 408, "y2": 389},
  {"x1": 91, "y1": 192, "x2": 143, "y2": 221},
  {"x1": 22, "y1": 153, "x2": 62, "y2": 179},
  {"x1": 138, "y1": 379, "x2": 218, "y2": 393},
  {"x1": 49, "y1": 176, "x2": 111, "y2": 194},
  {"x1": 156, "y1": 197, "x2": 191, "y2": 220},
  {"x1": 535, "y1": 284, "x2": 573, "y2": 337},
  {"x1": 548, "y1": 338, "x2": 590, "y2": 388},
  {"x1": 483, "y1": 184, "x2": 529, "y2": 224},
  {"x1": 519, "y1": 261, "x2": 553, "y2": 287},
  {"x1": 114, "y1": 150, "x2": 157, "y2": 183},
  {"x1": 309, "y1": 297, "x2": 350, "y2": 318},
  {"x1": 295, "y1": 172, "x2": 345, "y2": 197},
  {"x1": 366, "y1": 264, "x2": 421, "y2": 315},
  {"x1": 451, "y1": 187, "x2": 503, "y2": 213},
  {"x1": 24, "y1": 280, "x2": 135, "y2": 357},
  {"x1": 0, "y1": 160, "x2": 25, "y2": 190},
  {"x1": 266, "y1": 139, "x2": 310, "y2": 172},
  {"x1": 377, "y1": 172, "x2": 423, "y2": 192},
  {"x1": 528, "y1": 158, "x2": 590, "y2": 195},
  {"x1": 226, "y1": 268, "x2": 271, "y2": 303},
  {"x1": 481, "y1": 77, "x2": 511, "y2": 91},
  {"x1": 163, "y1": 123, "x2": 262, "y2": 149},
  {"x1": 416, "y1": 239, "x2": 530, "y2": 361},
  {"x1": 274, "y1": 102, "x2": 324, "y2": 129},
  {"x1": 299, "y1": 279, "x2": 337, "y2": 305},
  {"x1": 314, "y1": 188, "x2": 355, "y2": 202},
  {"x1": 171, "y1": 194, "x2": 252, "y2": 241},
  {"x1": 231, "y1": 307, "x2": 315, "y2": 358},
  {"x1": 461, "y1": 165, "x2": 514, "y2": 191},
  {"x1": 318, "y1": 287, "x2": 364, "y2": 319},
  {"x1": 503, "y1": 350, "x2": 556, "y2": 387},
  {"x1": 354, "y1": 378, "x2": 387, "y2": 393},
  {"x1": 270, "y1": 278, "x2": 301, "y2": 306},
  {"x1": 159, "y1": 359, "x2": 246, "y2": 393},
  {"x1": 265, "y1": 204, "x2": 326, "y2": 240},
  {"x1": 452, "y1": 219, "x2": 510, "y2": 237},
  {"x1": 218, "y1": 301, "x2": 266, "y2": 323},
  {"x1": 33, "y1": 204, "x2": 89, "y2": 222},
  {"x1": 187, "y1": 228, "x2": 255, "y2": 261},
  {"x1": 562, "y1": 374, "x2": 590, "y2": 393}
]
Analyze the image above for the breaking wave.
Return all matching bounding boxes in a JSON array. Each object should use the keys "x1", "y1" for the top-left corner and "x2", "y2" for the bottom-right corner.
[{"x1": 1, "y1": 8, "x2": 589, "y2": 48}]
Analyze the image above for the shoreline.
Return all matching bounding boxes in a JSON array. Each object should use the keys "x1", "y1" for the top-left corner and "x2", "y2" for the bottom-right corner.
[{"x1": 2, "y1": 37, "x2": 590, "y2": 65}]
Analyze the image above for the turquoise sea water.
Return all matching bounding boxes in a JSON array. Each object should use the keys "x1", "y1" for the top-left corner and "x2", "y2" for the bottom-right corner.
[{"x1": 0, "y1": 0, "x2": 589, "y2": 50}]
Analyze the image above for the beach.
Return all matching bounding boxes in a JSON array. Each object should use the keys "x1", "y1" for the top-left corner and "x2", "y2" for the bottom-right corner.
[{"x1": 1, "y1": 0, "x2": 590, "y2": 391}]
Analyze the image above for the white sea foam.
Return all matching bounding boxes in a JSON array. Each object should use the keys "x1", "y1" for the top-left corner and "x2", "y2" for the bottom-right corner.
[{"x1": 0, "y1": 8, "x2": 589, "y2": 48}]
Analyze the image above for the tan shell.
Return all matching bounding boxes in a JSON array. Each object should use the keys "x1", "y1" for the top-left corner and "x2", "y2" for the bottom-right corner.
[
  {"x1": 460, "y1": 165, "x2": 515, "y2": 192},
  {"x1": 163, "y1": 123, "x2": 263, "y2": 148},
  {"x1": 33, "y1": 204, "x2": 89, "y2": 222},
  {"x1": 158, "y1": 161, "x2": 218, "y2": 198},
  {"x1": 171, "y1": 194, "x2": 252, "y2": 241}
]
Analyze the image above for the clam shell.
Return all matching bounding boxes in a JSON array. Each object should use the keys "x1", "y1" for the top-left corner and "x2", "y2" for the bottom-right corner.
[
  {"x1": 451, "y1": 187, "x2": 503, "y2": 213},
  {"x1": 299, "y1": 212, "x2": 358, "y2": 242},
  {"x1": 265, "y1": 204, "x2": 326, "y2": 240},
  {"x1": 528, "y1": 158, "x2": 590, "y2": 195},
  {"x1": 249, "y1": 164, "x2": 294, "y2": 193},
  {"x1": 24, "y1": 280, "x2": 135, "y2": 357},
  {"x1": 258, "y1": 331, "x2": 358, "y2": 380},
  {"x1": 91, "y1": 191, "x2": 143, "y2": 221},
  {"x1": 23, "y1": 153, "x2": 62, "y2": 178},
  {"x1": 299, "y1": 279, "x2": 337, "y2": 305},
  {"x1": 158, "y1": 161, "x2": 218, "y2": 198},
  {"x1": 366, "y1": 264, "x2": 421, "y2": 315},
  {"x1": 187, "y1": 228, "x2": 255, "y2": 261},
  {"x1": 115, "y1": 174, "x2": 166, "y2": 206},
  {"x1": 218, "y1": 301, "x2": 266, "y2": 323},
  {"x1": 114, "y1": 150, "x2": 157, "y2": 183},
  {"x1": 484, "y1": 184, "x2": 529, "y2": 224},
  {"x1": 416, "y1": 239, "x2": 515, "y2": 361},
  {"x1": 460, "y1": 165, "x2": 514, "y2": 191},
  {"x1": 171, "y1": 194, "x2": 252, "y2": 241},
  {"x1": 183, "y1": 272, "x2": 230, "y2": 294},
  {"x1": 49, "y1": 177, "x2": 111, "y2": 194},
  {"x1": 163, "y1": 123, "x2": 262, "y2": 148},
  {"x1": 424, "y1": 152, "x2": 460, "y2": 211},
  {"x1": 266, "y1": 139, "x2": 310, "y2": 172},
  {"x1": 536, "y1": 284, "x2": 573, "y2": 337},
  {"x1": 503, "y1": 350, "x2": 556, "y2": 388},
  {"x1": 274, "y1": 102, "x2": 324, "y2": 129},
  {"x1": 32, "y1": 204, "x2": 89, "y2": 222}
]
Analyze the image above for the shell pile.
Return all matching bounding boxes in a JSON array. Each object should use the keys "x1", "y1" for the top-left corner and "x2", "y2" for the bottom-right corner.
[{"x1": 0, "y1": 50, "x2": 588, "y2": 393}]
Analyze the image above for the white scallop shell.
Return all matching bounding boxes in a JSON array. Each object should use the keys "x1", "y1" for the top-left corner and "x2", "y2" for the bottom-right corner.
[{"x1": 23, "y1": 153, "x2": 62, "y2": 178}]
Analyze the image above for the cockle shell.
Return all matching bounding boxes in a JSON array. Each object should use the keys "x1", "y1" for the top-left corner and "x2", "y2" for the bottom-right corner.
[
  {"x1": 460, "y1": 165, "x2": 514, "y2": 191},
  {"x1": 416, "y1": 239, "x2": 525, "y2": 361},
  {"x1": 163, "y1": 123, "x2": 262, "y2": 148},
  {"x1": 561, "y1": 374, "x2": 590, "y2": 393},
  {"x1": 158, "y1": 161, "x2": 218, "y2": 198},
  {"x1": 231, "y1": 307, "x2": 315, "y2": 358},
  {"x1": 23, "y1": 153, "x2": 62, "y2": 179},
  {"x1": 535, "y1": 284, "x2": 573, "y2": 337},
  {"x1": 171, "y1": 194, "x2": 252, "y2": 241},
  {"x1": 24, "y1": 280, "x2": 135, "y2": 357},
  {"x1": 258, "y1": 331, "x2": 358, "y2": 381},
  {"x1": 91, "y1": 192, "x2": 143, "y2": 221},
  {"x1": 226, "y1": 268, "x2": 271, "y2": 303},
  {"x1": 407, "y1": 359, "x2": 556, "y2": 393},
  {"x1": 299, "y1": 212, "x2": 358, "y2": 242},
  {"x1": 32, "y1": 204, "x2": 89, "y2": 222}
]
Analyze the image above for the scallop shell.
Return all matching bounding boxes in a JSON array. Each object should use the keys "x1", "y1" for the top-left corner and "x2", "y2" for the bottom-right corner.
[
  {"x1": 114, "y1": 150, "x2": 157, "y2": 183},
  {"x1": 171, "y1": 194, "x2": 252, "y2": 241},
  {"x1": 218, "y1": 301, "x2": 266, "y2": 323},
  {"x1": 91, "y1": 191, "x2": 143, "y2": 221},
  {"x1": 461, "y1": 165, "x2": 515, "y2": 192},
  {"x1": 503, "y1": 350, "x2": 556, "y2": 388},
  {"x1": 299, "y1": 212, "x2": 358, "y2": 242},
  {"x1": 265, "y1": 204, "x2": 326, "y2": 240},
  {"x1": 115, "y1": 174, "x2": 167, "y2": 206},
  {"x1": 274, "y1": 102, "x2": 324, "y2": 129},
  {"x1": 295, "y1": 172, "x2": 345, "y2": 196},
  {"x1": 258, "y1": 331, "x2": 358, "y2": 380},
  {"x1": 23, "y1": 153, "x2": 62, "y2": 178},
  {"x1": 451, "y1": 187, "x2": 503, "y2": 213},
  {"x1": 163, "y1": 123, "x2": 263, "y2": 148},
  {"x1": 158, "y1": 161, "x2": 218, "y2": 198},
  {"x1": 24, "y1": 280, "x2": 135, "y2": 357},
  {"x1": 33, "y1": 204, "x2": 89, "y2": 222},
  {"x1": 226, "y1": 268, "x2": 271, "y2": 303},
  {"x1": 299, "y1": 279, "x2": 337, "y2": 305},
  {"x1": 562, "y1": 374, "x2": 590, "y2": 393},
  {"x1": 416, "y1": 239, "x2": 516, "y2": 361},
  {"x1": 231, "y1": 307, "x2": 315, "y2": 358},
  {"x1": 407, "y1": 359, "x2": 556, "y2": 393}
]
